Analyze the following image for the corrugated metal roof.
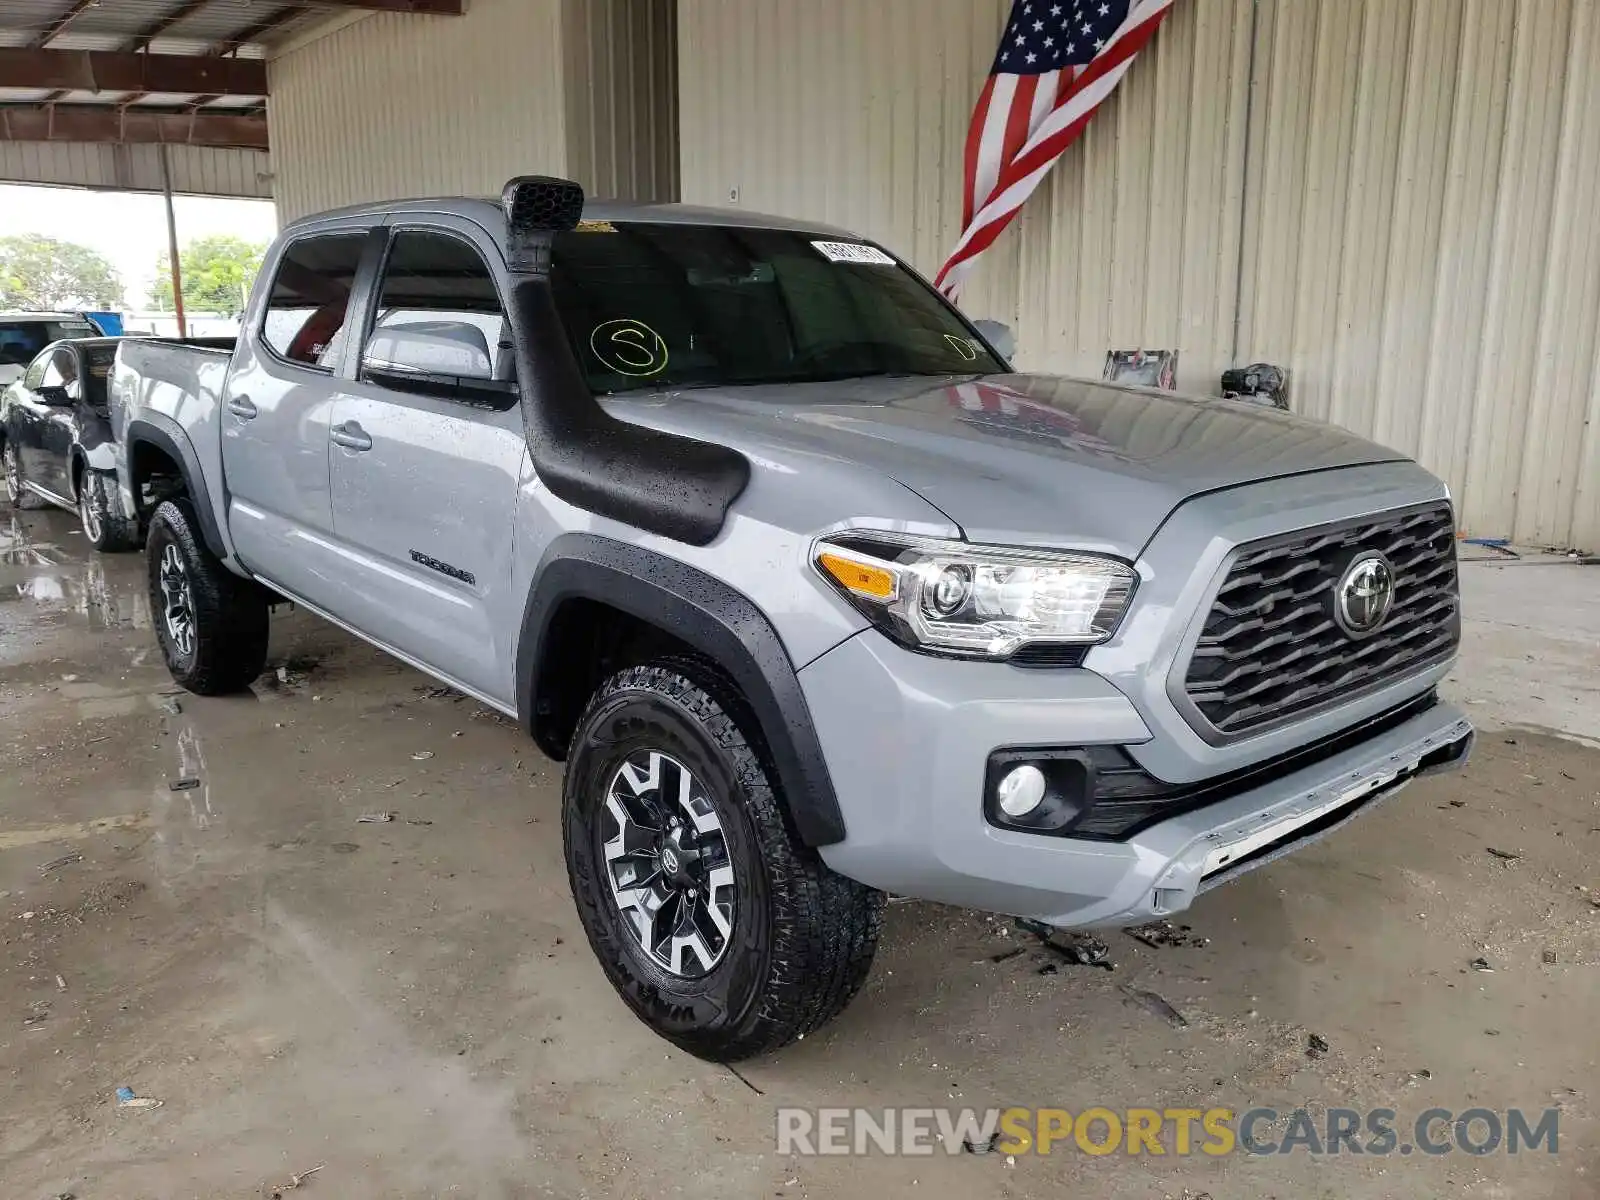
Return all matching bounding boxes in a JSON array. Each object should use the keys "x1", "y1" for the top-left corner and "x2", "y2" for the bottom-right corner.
[
  {"x1": 0, "y1": 0, "x2": 307, "y2": 47},
  {"x1": 0, "y1": 0, "x2": 306, "y2": 112}
]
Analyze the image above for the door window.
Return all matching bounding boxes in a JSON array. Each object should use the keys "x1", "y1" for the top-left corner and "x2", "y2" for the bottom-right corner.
[
  {"x1": 261, "y1": 232, "x2": 369, "y2": 371},
  {"x1": 361, "y1": 231, "x2": 511, "y2": 399}
]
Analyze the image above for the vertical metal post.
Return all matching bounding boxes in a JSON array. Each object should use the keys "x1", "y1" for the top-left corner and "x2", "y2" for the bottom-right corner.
[
  {"x1": 1229, "y1": 0, "x2": 1262, "y2": 366},
  {"x1": 159, "y1": 142, "x2": 187, "y2": 339}
]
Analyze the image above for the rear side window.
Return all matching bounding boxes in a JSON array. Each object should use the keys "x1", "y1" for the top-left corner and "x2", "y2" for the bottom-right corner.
[
  {"x1": 261, "y1": 233, "x2": 368, "y2": 370},
  {"x1": 362, "y1": 230, "x2": 508, "y2": 387}
]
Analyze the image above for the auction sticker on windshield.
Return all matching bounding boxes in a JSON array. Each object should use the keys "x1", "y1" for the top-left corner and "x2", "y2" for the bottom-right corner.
[{"x1": 812, "y1": 240, "x2": 896, "y2": 266}]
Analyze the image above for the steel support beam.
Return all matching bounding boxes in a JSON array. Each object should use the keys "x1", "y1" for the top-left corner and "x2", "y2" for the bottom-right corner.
[
  {"x1": 0, "y1": 48, "x2": 268, "y2": 97},
  {"x1": 305, "y1": 1, "x2": 464, "y2": 12}
]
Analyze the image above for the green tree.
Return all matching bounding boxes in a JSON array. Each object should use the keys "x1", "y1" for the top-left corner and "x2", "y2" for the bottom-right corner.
[
  {"x1": 0, "y1": 234, "x2": 122, "y2": 310},
  {"x1": 151, "y1": 235, "x2": 267, "y2": 317}
]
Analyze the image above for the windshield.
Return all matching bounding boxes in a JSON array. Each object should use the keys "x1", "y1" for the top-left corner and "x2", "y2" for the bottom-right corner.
[
  {"x1": 550, "y1": 223, "x2": 1005, "y2": 394},
  {"x1": 0, "y1": 320, "x2": 97, "y2": 366}
]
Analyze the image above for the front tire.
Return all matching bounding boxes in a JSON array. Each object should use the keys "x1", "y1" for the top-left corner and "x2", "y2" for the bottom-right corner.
[
  {"x1": 563, "y1": 661, "x2": 884, "y2": 1062},
  {"x1": 145, "y1": 498, "x2": 269, "y2": 694},
  {"x1": 78, "y1": 469, "x2": 139, "y2": 552}
]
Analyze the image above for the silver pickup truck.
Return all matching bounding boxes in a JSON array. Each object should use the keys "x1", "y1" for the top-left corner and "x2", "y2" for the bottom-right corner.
[{"x1": 112, "y1": 176, "x2": 1473, "y2": 1061}]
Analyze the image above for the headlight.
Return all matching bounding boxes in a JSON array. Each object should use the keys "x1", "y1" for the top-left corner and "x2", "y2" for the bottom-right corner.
[{"x1": 813, "y1": 533, "x2": 1136, "y2": 659}]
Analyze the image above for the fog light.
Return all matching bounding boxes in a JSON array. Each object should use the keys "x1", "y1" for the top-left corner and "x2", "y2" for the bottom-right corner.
[{"x1": 996, "y1": 764, "x2": 1047, "y2": 818}]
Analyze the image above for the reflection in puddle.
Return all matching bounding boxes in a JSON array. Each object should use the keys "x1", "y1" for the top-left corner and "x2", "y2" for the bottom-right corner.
[
  {"x1": 16, "y1": 574, "x2": 66, "y2": 603},
  {"x1": 0, "y1": 515, "x2": 150, "y2": 631},
  {"x1": 176, "y1": 723, "x2": 216, "y2": 830},
  {"x1": 0, "y1": 513, "x2": 69, "y2": 565}
]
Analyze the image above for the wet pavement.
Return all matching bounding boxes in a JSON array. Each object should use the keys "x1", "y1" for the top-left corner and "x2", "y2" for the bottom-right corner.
[{"x1": 1, "y1": 500, "x2": 1596, "y2": 1199}]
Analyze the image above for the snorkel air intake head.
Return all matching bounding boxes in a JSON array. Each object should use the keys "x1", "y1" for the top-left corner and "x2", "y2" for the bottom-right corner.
[{"x1": 501, "y1": 175, "x2": 586, "y2": 276}]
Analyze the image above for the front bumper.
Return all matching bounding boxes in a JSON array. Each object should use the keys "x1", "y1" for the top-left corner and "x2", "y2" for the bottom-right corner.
[{"x1": 802, "y1": 631, "x2": 1473, "y2": 927}]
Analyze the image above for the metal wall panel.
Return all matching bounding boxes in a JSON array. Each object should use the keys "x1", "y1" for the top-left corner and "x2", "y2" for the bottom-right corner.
[
  {"x1": 678, "y1": 0, "x2": 1600, "y2": 549},
  {"x1": 268, "y1": 0, "x2": 675, "y2": 222},
  {"x1": 267, "y1": 0, "x2": 569, "y2": 223},
  {"x1": 562, "y1": 0, "x2": 679, "y2": 202},
  {"x1": 1015, "y1": 0, "x2": 1255, "y2": 392},
  {"x1": 677, "y1": 0, "x2": 1020, "y2": 322},
  {"x1": 0, "y1": 140, "x2": 272, "y2": 197},
  {"x1": 1237, "y1": 0, "x2": 1600, "y2": 549},
  {"x1": 679, "y1": 0, "x2": 1253, "y2": 384}
]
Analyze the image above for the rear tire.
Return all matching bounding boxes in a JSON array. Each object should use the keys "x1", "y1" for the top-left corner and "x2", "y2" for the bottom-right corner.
[
  {"x1": 563, "y1": 660, "x2": 883, "y2": 1061},
  {"x1": 78, "y1": 469, "x2": 139, "y2": 552},
  {"x1": 146, "y1": 498, "x2": 269, "y2": 694},
  {"x1": 3, "y1": 441, "x2": 46, "y2": 510}
]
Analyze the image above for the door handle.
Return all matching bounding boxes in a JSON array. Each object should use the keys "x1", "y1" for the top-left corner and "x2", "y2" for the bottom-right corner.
[
  {"x1": 227, "y1": 395, "x2": 258, "y2": 420},
  {"x1": 330, "y1": 421, "x2": 373, "y2": 452}
]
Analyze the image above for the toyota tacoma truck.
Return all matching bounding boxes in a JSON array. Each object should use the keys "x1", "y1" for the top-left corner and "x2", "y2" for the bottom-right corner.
[{"x1": 111, "y1": 177, "x2": 1473, "y2": 1061}]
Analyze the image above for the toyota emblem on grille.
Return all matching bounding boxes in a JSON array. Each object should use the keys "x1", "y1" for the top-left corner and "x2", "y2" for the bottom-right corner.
[{"x1": 1335, "y1": 552, "x2": 1395, "y2": 637}]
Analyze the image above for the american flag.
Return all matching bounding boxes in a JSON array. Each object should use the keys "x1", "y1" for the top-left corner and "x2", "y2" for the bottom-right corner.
[{"x1": 935, "y1": 0, "x2": 1176, "y2": 299}]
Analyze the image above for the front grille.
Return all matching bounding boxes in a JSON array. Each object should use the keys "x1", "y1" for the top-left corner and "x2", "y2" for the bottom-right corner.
[{"x1": 1181, "y1": 503, "x2": 1459, "y2": 739}]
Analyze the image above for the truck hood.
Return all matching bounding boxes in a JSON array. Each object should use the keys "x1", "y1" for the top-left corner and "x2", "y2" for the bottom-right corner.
[{"x1": 610, "y1": 373, "x2": 1408, "y2": 559}]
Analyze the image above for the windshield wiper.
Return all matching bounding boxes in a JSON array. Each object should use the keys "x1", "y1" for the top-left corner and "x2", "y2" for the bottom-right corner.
[{"x1": 732, "y1": 369, "x2": 933, "y2": 386}]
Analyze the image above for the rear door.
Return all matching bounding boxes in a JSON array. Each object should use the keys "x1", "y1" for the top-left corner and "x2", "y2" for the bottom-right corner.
[
  {"x1": 326, "y1": 220, "x2": 526, "y2": 704},
  {"x1": 220, "y1": 222, "x2": 382, "y2": 607}
]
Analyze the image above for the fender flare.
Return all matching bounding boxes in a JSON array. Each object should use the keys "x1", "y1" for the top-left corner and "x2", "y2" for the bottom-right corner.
[
  {"x1": 516, "y1": 533, "x2": 847, "y2": 847},
  {"x1": 124, "y1": 416, "x2": 227, "y2": 559}
]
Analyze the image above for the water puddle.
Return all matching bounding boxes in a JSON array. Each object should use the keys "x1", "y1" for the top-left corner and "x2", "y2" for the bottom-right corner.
[{"x1": 0, "y1": 512, "x2": 150, "y2": 631}]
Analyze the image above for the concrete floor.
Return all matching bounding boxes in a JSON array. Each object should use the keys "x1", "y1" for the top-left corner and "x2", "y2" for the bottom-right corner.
[{"x1": 1, "y1": 501, "x2": 1596, "y2": 1200}]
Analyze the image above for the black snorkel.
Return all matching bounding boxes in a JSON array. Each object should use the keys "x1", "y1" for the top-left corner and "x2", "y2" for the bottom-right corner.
[{"x1": 499, "y1": 176, "x2": 751, "y2": 547}]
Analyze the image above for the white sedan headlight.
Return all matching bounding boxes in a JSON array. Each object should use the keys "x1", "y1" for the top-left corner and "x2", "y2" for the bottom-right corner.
[{"x1": 813, "y1": 534, "x2": 1136, "y2": 659}]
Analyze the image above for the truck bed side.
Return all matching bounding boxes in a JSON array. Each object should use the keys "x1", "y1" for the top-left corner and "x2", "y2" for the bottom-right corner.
[{"x1": 110, "y1": 338, "x2": 241, "y2": 566}]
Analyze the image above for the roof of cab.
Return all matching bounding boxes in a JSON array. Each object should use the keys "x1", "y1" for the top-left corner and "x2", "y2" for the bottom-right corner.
[{"x1": 282, "y1": 195, "x2": 859, "y2": 240}]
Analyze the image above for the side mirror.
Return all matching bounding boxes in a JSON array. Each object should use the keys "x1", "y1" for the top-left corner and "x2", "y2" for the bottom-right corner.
[
  {"x1": 362, "y1": 323, "x2": 516, "y2": 406},
  {"x1": 36, "y1": 384, "x2": 73, "y2": 406},
  {"x1": 972, "y1": 319, "x2": 1016, "y2": 364},
  {"x1": 365, "y1": 321, "x2": 494, "y2": 381}
]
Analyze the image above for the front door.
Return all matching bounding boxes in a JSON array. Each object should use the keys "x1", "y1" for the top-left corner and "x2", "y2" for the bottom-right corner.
[
  {"x1": 36, "y1": 346, "x2": 80, "y2": 496},
  {"x1": 10, "y1": 346, "x2": 81, "y2": 497},
  {"x1": 327, "y1": 222, "x2": 526, "y2": 704},
  {"x1": 220, "y1": 224, "x2": 379, "y2": 608}
]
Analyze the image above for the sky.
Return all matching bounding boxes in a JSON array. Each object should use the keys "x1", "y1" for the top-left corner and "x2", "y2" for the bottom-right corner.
[{"x1": 0, "y1": 183, "x2": 278, "y2": 311}]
